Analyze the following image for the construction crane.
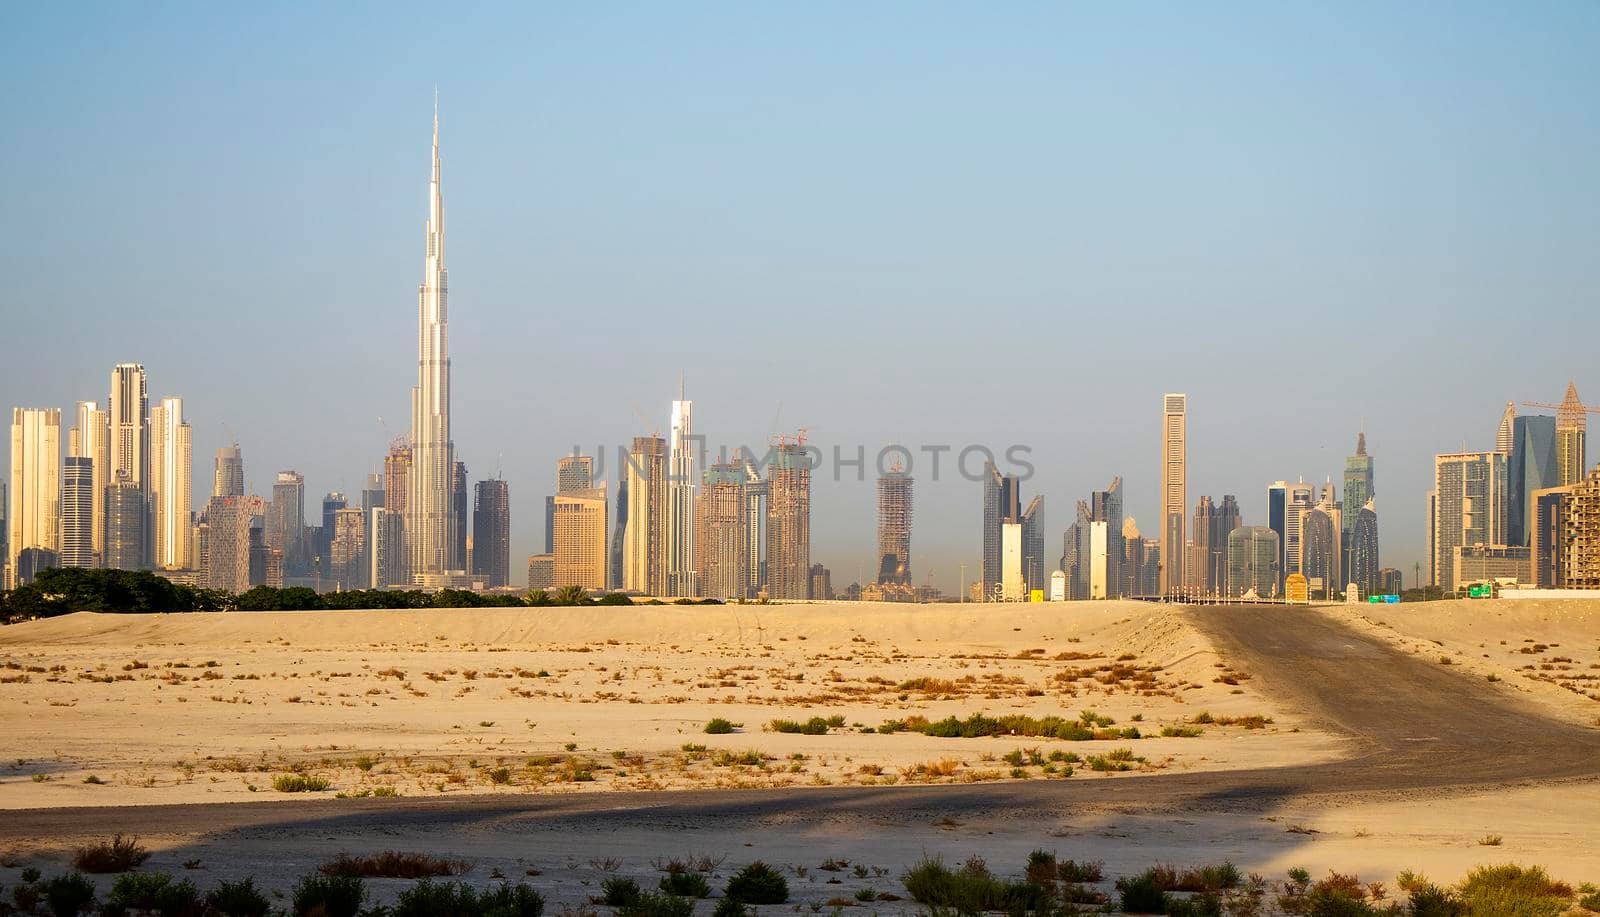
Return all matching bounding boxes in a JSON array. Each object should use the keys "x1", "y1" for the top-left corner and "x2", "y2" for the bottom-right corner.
[{"x1": 1521, "y1": 383, "x2": 1596, "y2": 427}]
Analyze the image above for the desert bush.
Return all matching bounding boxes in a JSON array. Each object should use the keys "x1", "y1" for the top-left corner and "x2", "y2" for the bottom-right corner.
[
  {"x1": 272, "y1": 774, "x2": 331, "y2": 793},
  {"x1": 900, "y1": 855, "x2": 1046, "y2": 914},
  {"x1": 659, "y1": 871, "x2": 711, "y2": 898},
  {"x1": 1167, "y1": 891, "x2": 1225, "y2": 917},
  {"x1": 712, "y1": 750, "x2": 765, "y2": 767},
  {"x1": 711, "y1": 899, "x2": 751, "y2": 917},
  {"x1": 724, "y1": 861, "x2": 789, "y2": 904},
  {"x1": 39, "y1": 872, "x2": 97, "y2": 917},
  {"x1": 71, "y1": 835, "x2": 150, "y2": 873},
  {"x1": 768, "y1": 716, "x2": 843, "y2": 735},
  {"x1": 1162, "y1": 725, "x2": 1205, "y2": 738},
  {"x1": 1406, "y1": 882, "x2": 1463, "y2": 917},
  {"x1": 1058, "y1": 859, "x2": 1103, "y2": 883},
  {"x1": 206, "y1": 877, "x2": 272, "y2": 917},
  {"x1": 617, "y1": 892, "x2": 694, "y2": 917},
  {"x1": 104, "y1": 871, "x2": 200, "y2": 915},
  {"x1": 1116, "y1": 868, "x2": 1169, "y2": 914},
  {"x1": 292, "y1": 874, "x2": 365, "y2": 917},
  {"x1": 390, "y1": 878, "x2": 543, "y2": 917},
  {"x1": 704, "y1": 718, "x2": 738, "y2": 734},
  {"x1": 1455, "y1": 864, "x2": 1571, "y2": 917},
  {"x1": 319, "y1": 850, "x2": 470, "y2": 879},
  {"x1": 602, "y1": 877, "x2": 642, "y2": 906},
  {"x1": 1175, "y1": 863, "x2": 1242, "y2": 892}
]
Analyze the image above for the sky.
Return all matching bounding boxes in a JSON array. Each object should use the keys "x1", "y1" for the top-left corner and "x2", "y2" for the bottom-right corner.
[{"x1": 2, "y1": 3, "x2": 1598, "y2": 592}]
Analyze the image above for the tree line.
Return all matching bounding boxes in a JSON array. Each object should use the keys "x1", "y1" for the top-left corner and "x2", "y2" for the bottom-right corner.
[{"x1": 0, "y1": 567, "x2": 721, "y2": 623}]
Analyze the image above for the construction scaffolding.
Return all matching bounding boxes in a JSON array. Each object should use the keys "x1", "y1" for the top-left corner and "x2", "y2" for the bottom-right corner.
[{"x1": 876, "y1": 462, "x2": 913, "y2": 584}]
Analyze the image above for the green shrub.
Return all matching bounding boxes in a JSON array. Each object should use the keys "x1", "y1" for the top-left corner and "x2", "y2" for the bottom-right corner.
[
  {"x1": 1167, "y1": 891, "x2": 1224, "y2": 917},
  {"x1": 659, "y1": 871, "x2": 711, "y2": 898},
  {"x1": 1058, "y1": 860, "x2": 1103, "y2": 883},
  {"x1": 272, "y1": 774, "x2": 331, "y2": 793},
  {"x1": 479, "y1": 882, "x2": 546, "y2": 917},
  {"x1": 704, "y1": 718, "x2": 738, "y2": 734},
  {"x1": 393, "y1": 878, "x2": 478, "y2": 917},
  {"x1": 1175, "y1": 863, "x2": 1241, "y2": 892},
  {"x1": 39, "y1": 872, "x2": 97, "y2": 917},
  {"x1": 768, "y1": 716, "x2": 839, "y2": 735},
  {"x1": 1116, "y1": 869, "x2": 1169, "y2": 914},
  {"x1": 900, "y1": 856, "x2": 1045, "y2": 914},
  {"x1": 292, "y1": 874, "x2": 365, "y2": 917},
  {"x1": 206, "y1": 877, "x2": 272, "y2": 917},
  {"x1": 1455, "y1": 864, "x2": 1571, "y2": 917},
  {"x1": 617, "y1": 891, "x2": 695, "y2": 917},
  {"x1": 70, "y1": 835, "x2": 149, "y2": 873},
  {"x1": 1407, "y1": 883, "x2": 1463, "y2": 917},
  {"x1": 711, "y1": 897, "x2": 751, "y2": 917},
  {"x1": 725, "y1": 861, "x2": 789, "y2": 904},
  {"x1": 105, "y1": 871, "x2": 200, "y2": 915},
  {"x1": 603, "y1": 876, "x2": 643, "y2": 906},
  {"x1": 319, "y1": 850, "x2": 470, "y2": 879},
  {"x1": 1161, "y1": 725, "x2": 1205, "y2": 738}
]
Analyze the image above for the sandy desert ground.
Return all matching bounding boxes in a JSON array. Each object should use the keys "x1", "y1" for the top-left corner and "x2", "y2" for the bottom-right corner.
[{"x1": 0, "y1": 598, "x2": 1597, "y2": 913}]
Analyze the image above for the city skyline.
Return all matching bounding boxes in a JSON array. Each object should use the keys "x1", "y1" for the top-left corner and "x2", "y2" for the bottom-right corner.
[{"x1": 4, "y1": 5, "x2": 1598, "y2": 591}]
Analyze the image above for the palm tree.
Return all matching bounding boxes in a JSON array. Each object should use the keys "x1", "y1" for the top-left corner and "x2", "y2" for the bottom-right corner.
[{"x1": 551, "y1": 585, "x2": 592, "y2": 606}]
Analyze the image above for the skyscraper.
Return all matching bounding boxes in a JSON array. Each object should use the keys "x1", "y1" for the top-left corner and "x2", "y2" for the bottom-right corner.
[
  {"x1": 1159, "y1": 393, "x2": 1187, "y2": 596},
  {"x1": 665, "y1": 398, "x2": 697, "y2": 597},
  {"x1": 69, "y1": 401, "x2": 109, "y2": 567},
  {"x1": 1496, "y1": 401, "x2": 1516, "y2": 455},
  {"x1": 407, "y1": 101, "x2": 458, "y2": 584},
  {"x1": 1299, "y1": 496, "x2": 1341, "y2": 598},
  {"x1": 623, "y1": 435, "x2": 665, "y2": 594},
  {"x1": 1088, "y1": 478, "x2": 1125, "y2": 600},
  {"x1": 203, "y1": 494, "x2": 262, "y2": 593},
  {"x1": 1507, "y1": 415, "x2": 1558, "y2": 547},
  {"x1": 105, "y1": 472, "x2": 146, "y2": 571},
  {"x1": 695, "y1": 462, "x2": 748, "y2": 600},
  {"x1": 1555, "y1": 382, "x2": 1588, "y2": 487},
  {"x1": 213, "y1": 445, "x2": 244, "y2": 498},
  {"x1": 317, "y1": 492, "x2": 347, "y2": 570},
  {"x1": 148, "y1": 397, "x2": 192, "y2": 570},
  {"x1": 1020, "y1": 495, "x2": 1045, "y2": 597},
  {"x1": 981, "y1": 462, "x2": 1020, "y2": 596},
  {"x1": 8, "y1": 408, "x2": 61, "y2": 588},
  {"x1": 451, "y1": 460, "x2": 468, "y2": 572},
  {"x1": 553, "y1": 486, "x2": 608, "y2": 590},
  {"x1": 60, "y1": 457, "x2": 95, "y2": 568},
  {"x1": 330, "y1": 507, "x2": 367, "y2": 591},
  {"x1": 1348, "y1": 498, "x2": 1380, "y2": 598},
  {"x1": 1275, "y1": 480, "x2": 1315, "y2": 581},
  {"x1": 609, "y1": 469, "x2": 627, "y2": 591},
  {"x1": 875, "y1": 467, "x2": 913, "y2": 584},
  {"x1": 766, "y1": 438, "x2": 812, "y2": 599},
  {"x1": 1225, "y1": 526, "x2": 1279, "y2": 598},
  {"x1": 1342, "y1": 433, "x2": 1374, "y2": 576},
  {"x1": 557, "y1": 455, "x2": 594, "y2": 493},
  {"x1": 108, "y1": 363, "x2": 149, "y2": 569},
  {"x1": 742, "y1": 456, "x2": 767, "y2": 596},
  {"x1": 382, "y1": 442, "x2": 411, "y2": 586},
  {"x1": 472, "y1": 478, "x2": 510, "y2": 588},
  {"x1": 268, "y1": 471, "x2": 306, "y2": 576},
  {"x1": 1431, "y1": 451, "x2": 1508, "y2": 591}
]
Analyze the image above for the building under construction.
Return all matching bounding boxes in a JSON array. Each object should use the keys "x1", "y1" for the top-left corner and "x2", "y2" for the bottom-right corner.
[
  {"x1": 766, "y1": 435, "x2": 811, "y2": 599},
  {"x1": 695, "y1": 462, "x2": 749, "y2": 600},
  {"x1": 876, "y1": 466, "x2": 913, "y2": 583},
  {"x1": 1564, "y1": 465, "x2": 1600, "y2": 587}
]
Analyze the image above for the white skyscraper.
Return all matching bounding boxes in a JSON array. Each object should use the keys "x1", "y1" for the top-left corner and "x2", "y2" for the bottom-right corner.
[
  {"x1": 69, "y1": 400, "x2": 109, "y2": 566},
  {"x1": 666, "y1": 396, "x2": 697, "y2": 597},
  {"x1": 1159, "y1": 393, "x2": 1187, "y2": 596},
  {"x1": 8, "y1": 408, "x2": 62, "y2": 588},
  {"x1": 108, "y1": 363, "x2": 149, "y2": 569},
  {"x1": 149, "y1": 396, "x2": 193, "y2": 570},
  {"x1": 407, "y1": 99, "x2": 458, "y2": 583}
]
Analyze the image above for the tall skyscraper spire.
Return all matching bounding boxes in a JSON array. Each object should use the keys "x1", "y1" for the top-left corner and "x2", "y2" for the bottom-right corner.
[{"x1": 407, "y1": 97, "x2": 457, "y2": 582}]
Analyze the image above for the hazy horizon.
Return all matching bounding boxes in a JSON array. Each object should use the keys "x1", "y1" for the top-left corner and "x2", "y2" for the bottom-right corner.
[{"x1": 4, "y1": 4, "x2": 1597, "y2": 591}]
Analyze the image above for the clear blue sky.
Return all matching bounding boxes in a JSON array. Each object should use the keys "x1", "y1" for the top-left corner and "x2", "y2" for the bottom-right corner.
[{"x1": 3, "y1": 3, "x2": 1597, "y2": 590}]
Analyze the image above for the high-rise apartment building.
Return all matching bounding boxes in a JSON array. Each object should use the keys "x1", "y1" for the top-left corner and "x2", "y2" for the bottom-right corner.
[
  {"x1": 1088, "y1": 478, "x2": 1125, "y2": 599},
  {"x1": 1159, "y1": 393, "x2": 1187, "y2": 595},
  {"x1": 1431, "y1": 451, "x2": 1507, "y2": 591},
  {"x1": 557, "y1": 455, "x2": 594, "y2": 493},
  {"x1": 108, "y1": 363, "x2": 149, "y2": 568},
  {"x1": 148, "y1": 397, "x2": 192, "y2": 570},
  {"x1": 69, "y1": 401, "x2": 109, "y2": 566},
  {"x1": 450, "y1": 461, "x2": 468, "y2": 573},
  {"x1": 742, "y1": 457, "x2": 767, "y2": 597},
  {"x1": 316, "y1": 492, "x2": 347, "y2": 570},
  {"x1": 329, "y1": 507, "x2": 367, "y2": 591},
  {"x1": 1347, "y1": 498, "x2": 1380, "y2": 598},
  {"x1": 1496, "y1": 402, "x2": 1516, "y2": 455},
  {"x1": 105, "y1": 472, "x2": 147, "y2": 571},
  {"x1": 1562, "y1": 466, "x2": 1600, "y2": 587},
  {"x1": 1188, "y1": 495, "x2": 1239, "y2": 595},
  {"x1": 695, "y1": 462, "x2": 748, "y2": 599},
  {"x1": 1225, "y1": 526, "x2": 1279, "y2": 598},
  {"x1": 1342, "y1": 433, "x2": 1374, "y2": 576},
  {"x1": 623, "y1": 435, "x2": 665, "y2": 594},
  {"x1": 609, "y1": 471, "x2": 627, "y2": 591},
  {"x1": 526, "y1": 553, "x2": 554, "y2": 590},
  {"x1": 1001, "y1": 521, "x2": 1025, "y2": 600},
  {"x1": 369, "y1": 507, "x2": 406, "y2": 589},
  {"x1": 553, "y1": 486, "x2": 608, "y2": 590},
  {"x1": 268, "y1": 471, "x2": 306, "y2": 576},
  {"x1": 1299, "y1": 496, "x2": 1342, "y2": 597},
  {"x1": 1531, "y1": 485, "x2": 1577, "y2": 588},
  {"x1": 981, "y1": 462, "x2": 1020, "y2": 596},
  {"x1": 876, "y1": 469, "x2": 913, "y2": 584},
  {"x1": 1555, "y1": 383, "x2": 1588, "y2": 487},
  {"x1": 766, "y1": 439, "x2": 812, "y2": 599},
  {"x1": 1020, "y1": 495, "x2": 1045, "y2": 597},
  {"x1": 213, "y1": 445, "x2": 244, "y2": 498},
  {"x1": 8, "y1": 408, "x2": 61, "y2": 588},
  {"x1": 665, "y1": 400, "x2": 697, "y2": 597},
  {"x1": 60, "y1": 457, "x2": 95, "y2": 568},
  {"x1": 1507, "y1": 415, "x2": 1557, "y2": 547},
  {"x1": 203, "y1": 494, "x2": 263, "y2": 593},
  {"x1": 1274, "y1": 480, "x2": 1316, "y2": 581},
  {"x1": 406, "y1": 103, "x2": 458, "y2": 584},
  {"x1": 472, "y1": 478, "x2": 510, "y2": 588}
]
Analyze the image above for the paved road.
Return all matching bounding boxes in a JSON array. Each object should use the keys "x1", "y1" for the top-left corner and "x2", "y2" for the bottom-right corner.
[{"x1": 4, "y1": 606, "x2": 1597, "y2": 841}]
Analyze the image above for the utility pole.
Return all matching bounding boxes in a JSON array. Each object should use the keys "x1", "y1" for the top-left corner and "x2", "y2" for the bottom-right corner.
[{"x1": 958, "y1": 563, "x2": 966, "y2": 603}]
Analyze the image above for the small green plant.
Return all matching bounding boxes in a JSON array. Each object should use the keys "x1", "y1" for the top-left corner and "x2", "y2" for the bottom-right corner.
[
  {"x1": 617, "y1": 892, "x2": 695, "y2": 917},
  {"x1": 206, "y1": 877, "x2": 273, "y2": 917},
  {"x1": 854, "y1": 887, "x2": 877, "y2": 902},
  {"x1": 390, "y1": 879, "x2": 544, "y2": 917},
  {"x1": 704, "y1": 718, "x2": 738, "y2": 734},
  {"x1": 1115, "y1": 868, "x2": 1169, "y2": 914},
  {"x1": 106, "y1": 871, "x2": 201, "y2": 915},
  {"x1": 1478, "y1": 834, "x2": 1503, "y2": 846},
  {"x1": 318, "y1": 850, "x2": 470, "y2": 879},
  {"x1": 603, "y1": 876, "x2": 643, "y2": 906},
  {"x1": 272, "y1": 774, "x2": 331, "y2": 793},
  {"x1": 292, "y1": 874, "x2": 366, "y2": 917},
  {"x1": 40, "y1": 872, "x2": 98, "y2": 917},
  {"x1": 81, "y1": 774, "x2": 105, "y2": 785},
  {"x1": 712, "y1": 897, "x2": 752, "y2": 917},
  {"x1": 659, "y1": 871, "x2": 712, "y2": 898},
  {"x1": 1161, "y1": 724, "x2": 1205, "y2": 738},
  {"x1": 725, "y1": 861, "x2": 790, "y2": 904}
]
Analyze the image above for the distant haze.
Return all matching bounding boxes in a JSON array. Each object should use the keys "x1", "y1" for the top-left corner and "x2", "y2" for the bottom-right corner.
[{"x1": 2, "y1": 5, "x2": 1596, "y2": 590}]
